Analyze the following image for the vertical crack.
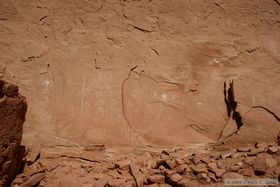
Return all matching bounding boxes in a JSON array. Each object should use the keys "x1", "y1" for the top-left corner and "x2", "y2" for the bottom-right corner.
[{"x1": 218, "y1": 80, "x2": 243, "y2": 142}]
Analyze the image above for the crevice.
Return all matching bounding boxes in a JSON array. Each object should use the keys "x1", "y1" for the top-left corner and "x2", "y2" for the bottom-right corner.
[
  {"x1": 133, "y1": 70, "x2": 181, "y2": 86},
  {"x1": 45, "y1": 155, "x2": 103, "y2": 163},
  {"x1": 133, "y1": 25, "x2": 154, "y2": 33},
  {"x1": 150, "y1": 47, "x2": 159, "y2": 56},
  {"x1": 246, "y1": 47, "x2": 260, "y2": 53},
  {"x1": 218, "y1": 80, "x2": 243, "y2": 142},
  {"x1": 121, "y1": 65, "x2": 151, "y2": 147},
  {"x1": 273, "y1": 0, "x2": 280, "y2": 6},
  {"x1": 251, "y1": 106, "x2": 280, "y2": 121}
]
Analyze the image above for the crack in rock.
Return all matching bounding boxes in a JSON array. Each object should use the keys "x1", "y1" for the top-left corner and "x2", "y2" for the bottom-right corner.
[
  {"x1": 237, "y1": 101, "x2": 280, "y2": 122},
  {"x1": 121, "y1": 65, "x2": 155, "y2": 147},
  {"x1": 218, "y1": 80, "x2": 243, "y2": 142},
  {"x1": 250, "y1": 106, "x2": 280, "y2": 121}
]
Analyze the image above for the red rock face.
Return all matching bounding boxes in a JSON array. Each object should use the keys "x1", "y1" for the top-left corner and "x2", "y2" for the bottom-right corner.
[{"x1": 0, "y1": 80, "x2": 27, "y2": 186}]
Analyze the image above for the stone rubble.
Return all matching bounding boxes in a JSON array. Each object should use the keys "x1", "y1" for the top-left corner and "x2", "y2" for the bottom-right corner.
[{"x1": 9, "y1": 139, "x2": 280, "y2": 187}]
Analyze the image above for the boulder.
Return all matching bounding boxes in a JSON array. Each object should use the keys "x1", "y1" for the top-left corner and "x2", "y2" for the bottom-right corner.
[{"x1": 0, "y1": 80, "x2": 27, "y2": 186}]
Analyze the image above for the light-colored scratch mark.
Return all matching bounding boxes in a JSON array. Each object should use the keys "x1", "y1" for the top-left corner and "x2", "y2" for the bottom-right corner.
[{"x1": 81, "y1": 74, "x2": 86, "y2": 112}]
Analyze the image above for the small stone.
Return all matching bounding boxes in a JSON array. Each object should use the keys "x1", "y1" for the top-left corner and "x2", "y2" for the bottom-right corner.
[
  {"x1": 211, "y1": 168, "x2": 226, "y2": 178},
  {"x1": 182, "y1": 156, "x2": 192, "y2": 165},
  {"x1": 240, "y1": 168, "x2": 254, "y2": 177},
  {"x1": 116, "y1": 160, "x2": 131, "y2": 170},
  {"x1": 207, "y1": 162, "x2": 217, "y2": 170},
  {"x1": 197, "y1": 173, "x2": 211, "y2": 184},
  {"x1": 174, "y1": 158, "x2": 185, "y2": 165},
  {"x1": 200, "y1": 156, "x2": 211, "y2": 164},
  {"x1": 247, "y1": 148, "x2": 265, "y2": 156},
  {"x1": 227, "y1": 165, "x2": 240, "y2": 172},
  {"x1": 173, "y1": 164, "x2": 188, "y2": 174},
  {"x1": 255, "y1": 142, "x2": 267, "y2": 149},
  {"x1": 147, "y1": 175, "x2": 165, "y2": 184},
  {"x1": 165, "y1": 159, "x2": 177, "y2": 169},
  {"x1": 164, "y1": 170, "x2": 176, "y2": 178},
  {"x1": 190, "y1": 156, "x2": 201, "y2": 165},
  {"x1": 243, "y1": 157, "x2": 255, "y2": 166},
  {"x1": 237, "y1": 147, "x2": 251, "y2": 152},
  {"x1": 191, "y1": 164, "x2": 208, "y2": 173},
  {"x1": 169, "y1": 173, "x2": 182, "y2": 183},
  {"x1": 231, "y1": 152, "x2": 247, "y2": 159},
  {"x1": 221, "y1": 151, "x2": 234, "y2": 159},
  {"x1": 267, "y1": 146, "x2": 280, "y2": 154},
  {"x1": 158, "y1": 165, "x2": 167, "y2": 173},
  {"x1": 148, "y1": 160, "x2": 157, "y2": 169}
]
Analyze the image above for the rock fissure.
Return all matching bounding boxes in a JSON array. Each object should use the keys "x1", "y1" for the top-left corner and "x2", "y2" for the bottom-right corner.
[
  {"x1": 237, "y1": 102, "x2": 280, "y2": 122},
  {"x1": 250, "y1": 106, "x2": 280, "y2": 121},
  {"x1": 218, "y1": 80, "x2": 244, "y2": 142}
]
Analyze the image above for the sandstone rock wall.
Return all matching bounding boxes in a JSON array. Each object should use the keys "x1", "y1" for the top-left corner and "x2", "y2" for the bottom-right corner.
[{"x1": 0, "y1": 0, "x2": 279, "y2": 148}]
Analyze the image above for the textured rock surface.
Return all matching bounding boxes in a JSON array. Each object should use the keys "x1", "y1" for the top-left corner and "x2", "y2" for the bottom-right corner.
[
  {"x1": 0, "y1": 80, "x2": 27, "y2": 186},
  {"x1": 0, "y1": 0, "x2": 279, "y2": 148}
]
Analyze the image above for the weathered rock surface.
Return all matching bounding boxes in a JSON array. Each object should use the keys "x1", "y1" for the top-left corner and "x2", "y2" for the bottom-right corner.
[
  {"x1": 0, "y1": 0, "x2": 279, "y2": 148},
  {"x1": 0, "y1": 80, "x2": 27, "y2": 186}
]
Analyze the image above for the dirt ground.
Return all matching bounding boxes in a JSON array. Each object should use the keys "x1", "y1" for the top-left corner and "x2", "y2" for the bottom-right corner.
[{"x1": 0, "y1": 0, "x2": 280, "y2": 186}]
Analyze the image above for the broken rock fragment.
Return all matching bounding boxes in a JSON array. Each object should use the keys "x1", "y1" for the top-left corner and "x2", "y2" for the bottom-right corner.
[
  {"x1": 26, "y1": 144, "x2": 41, "y2": 165},
  {"x1": 129, "y1": 164, "x2": 146, "y2": 187},
  {"x1": 147, "y1": 174, "x2": 165, "y2": 184},
  {"x1": 169, "y1": 173, "x2": 182, "y2": 184}
]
